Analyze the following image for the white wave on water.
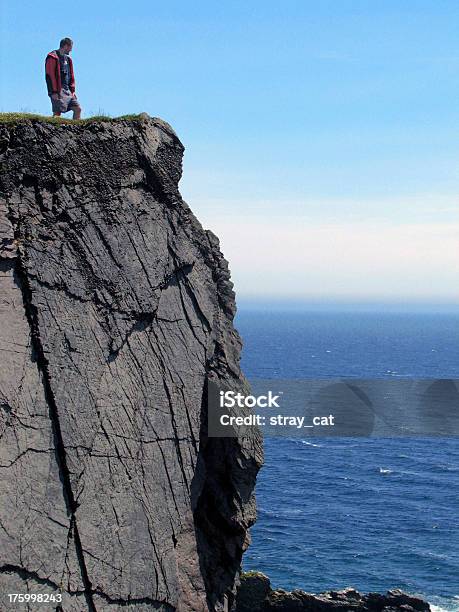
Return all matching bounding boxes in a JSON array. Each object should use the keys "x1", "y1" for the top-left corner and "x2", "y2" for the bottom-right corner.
[
  {"x1": 430, "y1": 604, "x2": 459, "y2": 612},
  {"x1": 379, "y1": 467, "x2": 393, "y2": 475},
  {"x1": 428, "y1": 594, "x2": 459, "y2": 612},
  {"x1": 302, "y1": 441, "x2": 322, "y2": 447}
]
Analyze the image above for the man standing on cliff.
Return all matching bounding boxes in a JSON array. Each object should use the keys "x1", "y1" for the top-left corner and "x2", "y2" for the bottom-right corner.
[{"x1": 45, "y1": 38, "x2": 82, "y2": 119}]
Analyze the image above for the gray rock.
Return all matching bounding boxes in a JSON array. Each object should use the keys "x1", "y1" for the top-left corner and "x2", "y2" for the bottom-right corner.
[
  {"x1": 0, "y1": 115, "x2": 263, "y2": 611},
  {"x1": 236, "y1": 573, "x2": 431, "y2": 612}
]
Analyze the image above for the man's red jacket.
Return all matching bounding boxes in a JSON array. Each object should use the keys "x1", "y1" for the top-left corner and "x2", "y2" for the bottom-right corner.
[{"x1": 45, "y1": 51, "x2": 75, "y2": 95}]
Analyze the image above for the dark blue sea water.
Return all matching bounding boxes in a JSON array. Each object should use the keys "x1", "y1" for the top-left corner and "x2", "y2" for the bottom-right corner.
[{"x1": 236, "y1": 308, "x2": 459, "y2": 611}]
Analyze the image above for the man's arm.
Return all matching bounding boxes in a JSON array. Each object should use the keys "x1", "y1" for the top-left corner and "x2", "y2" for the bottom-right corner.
[
  {"x1": 69, "y1": 56, "x2": 76, "y2": 94},
  {"x1": 45, "y1": 56, "x2": 59, "y2": 97}
]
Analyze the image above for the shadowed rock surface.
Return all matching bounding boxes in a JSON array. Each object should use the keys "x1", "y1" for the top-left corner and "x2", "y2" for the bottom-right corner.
[
  {"x1": 0, "y1": 114, "x2": 263, "y2": 611},
  {"x1": 236, "y1": 573, "x2": 431, "y2": 612}
]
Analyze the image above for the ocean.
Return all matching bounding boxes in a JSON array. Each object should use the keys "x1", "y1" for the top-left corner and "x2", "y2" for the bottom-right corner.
[{"x1": 236, "y1": 307, "x2": 459, "y2": 611}]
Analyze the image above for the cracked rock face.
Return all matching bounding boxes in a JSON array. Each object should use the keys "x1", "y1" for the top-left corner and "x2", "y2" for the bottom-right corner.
[{"x1": 0, "y1": 115, "x2": 263, "y2": 611}]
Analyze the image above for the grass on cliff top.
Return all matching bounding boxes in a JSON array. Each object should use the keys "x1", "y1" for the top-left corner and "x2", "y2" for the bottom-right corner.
[
  {"x1": 240, "y1": 571, "x2": 267, "y2": 579},
  {"x1": 0, "y1": 112, "x2": 143, "y2": 125}
]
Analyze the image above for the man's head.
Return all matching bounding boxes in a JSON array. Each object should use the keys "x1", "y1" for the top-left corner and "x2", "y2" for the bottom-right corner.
[{"x1": 59, "y1": 37, "x2": 73, "y2": 54}]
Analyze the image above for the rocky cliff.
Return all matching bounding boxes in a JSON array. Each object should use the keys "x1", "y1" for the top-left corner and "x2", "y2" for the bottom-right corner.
[{"x1": 0, "y1": 114, "x2": 263, "y2": 611}]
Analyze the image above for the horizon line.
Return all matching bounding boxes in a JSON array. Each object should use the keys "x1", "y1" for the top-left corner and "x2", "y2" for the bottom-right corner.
[{"x1": 235, "y1": 297, "x2": 459, "y2": 312}]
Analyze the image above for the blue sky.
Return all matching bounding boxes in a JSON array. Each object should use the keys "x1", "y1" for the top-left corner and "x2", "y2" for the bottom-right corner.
[{"x1": 1, "y1": 1, "x2": 458, "y2": 303}]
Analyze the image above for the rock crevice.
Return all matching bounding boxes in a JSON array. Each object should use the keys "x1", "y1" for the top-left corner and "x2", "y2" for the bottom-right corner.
[{"x1": 14, "y1": 244, "x2": 98, "y2": 612}]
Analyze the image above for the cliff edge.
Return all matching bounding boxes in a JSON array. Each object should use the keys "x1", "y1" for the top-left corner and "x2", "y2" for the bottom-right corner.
[{"x1": 0, "y1": 114, "x2": 263, "y2": 611}]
